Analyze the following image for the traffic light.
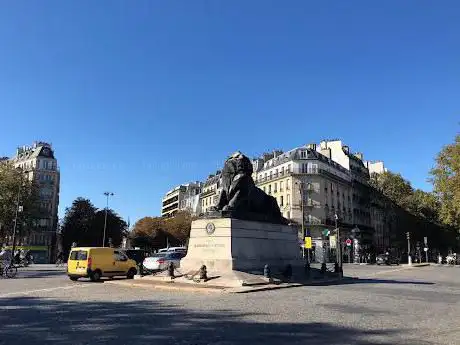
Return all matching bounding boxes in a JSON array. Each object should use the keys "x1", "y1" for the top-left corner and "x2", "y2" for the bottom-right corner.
[{"x1": 406, "y1": 232, "x2": 410, "y2": 240}]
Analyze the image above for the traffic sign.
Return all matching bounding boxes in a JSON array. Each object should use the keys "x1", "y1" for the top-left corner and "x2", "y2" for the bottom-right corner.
[
  {"x1": 329, "y1": 235, "x2": 336, "y2": 249},
  {"x1": 304, "y1": 237, "x2": 312, "y2": 249},
  {"x1": 345, "y1": 238, "x2": 352, "y2": 246},
  {"x1": 322, "y1": 229, "x2": 330, "y2": 236}
]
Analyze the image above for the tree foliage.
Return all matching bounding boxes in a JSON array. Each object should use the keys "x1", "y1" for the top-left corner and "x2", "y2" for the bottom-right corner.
[
  {"x1": 61, "y1": 197, "x2": 127, "y2": 253},
  {"x1": 370, "y1": 171, "x2": 440, "y2": 224},
  {"x1": 369, "y1": 171, "x2": 414, "y2": 210},
  {"x1": 0, "y1": 163, "x2": 39, "y2": 241},
  {"x1": 431, "y1": 133, "x2": 460, "y2": 228},
  {"x1": 130, "y1": 211, "x2": 195, "y2": 249}
]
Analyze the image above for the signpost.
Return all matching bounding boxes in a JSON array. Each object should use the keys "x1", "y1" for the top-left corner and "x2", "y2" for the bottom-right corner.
[
  {"x1": 304, "y1": 236, "x2": 312, "y2": 264},
  {"x1": 424, "y1": 237, "x2": 429, "y2": 263},
  {"x1": 329, "y1": 235, "x2": 336, "y2": 249}
]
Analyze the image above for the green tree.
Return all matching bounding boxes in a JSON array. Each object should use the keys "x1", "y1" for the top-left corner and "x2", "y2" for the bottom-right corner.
[
  {"x1": 61, "y1": 198, "x2": 97, "y2": 251},
  {"x1": 60, "y1": 197, "x2": 128, "y2": 253},
  {"x1": 430, "y1": 133, "x2": 460, "y2": 228},
  {"x1": 92, "y1": 209, "x2": 127, "y2": 247},
  {"x1": 408, "y1": 189, "x2": 440, "y2": 223},
  {"x1": 369, "y1": 171, "x2": 414, "y2": 209},
  {"x1": 163, "y1": 211, "x2": 195, "y2": 243},
  {"x1": 0, "y1": 163, "x2": 38, "y2": 242},
  {"x1": 131, "y1": 216, "x2": 170, "y2": 249}
]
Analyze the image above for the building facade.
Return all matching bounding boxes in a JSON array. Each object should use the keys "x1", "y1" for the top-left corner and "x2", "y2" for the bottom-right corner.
[
  {"x1": 8, "y1": 142, "x2": 60, "y2": 263},
  {"x1": 161, "y1": 182, "x2": 202, "y2": 217},
  {"x1": 200, "y1": 172, "x2": 221, "y2": 214},
  {"x1": 179, "y1": 182, "x2": 203, "y2": 216}
]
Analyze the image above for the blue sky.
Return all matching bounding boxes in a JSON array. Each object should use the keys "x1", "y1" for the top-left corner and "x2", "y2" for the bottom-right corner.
[{"x1": 1, "y1": 1, "x2": 459, "y2": 224}]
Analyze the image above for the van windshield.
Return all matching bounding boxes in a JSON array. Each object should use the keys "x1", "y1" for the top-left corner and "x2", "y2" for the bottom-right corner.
[{"x1": 70, "y1": 250, "x2": 88, "y2": 260}]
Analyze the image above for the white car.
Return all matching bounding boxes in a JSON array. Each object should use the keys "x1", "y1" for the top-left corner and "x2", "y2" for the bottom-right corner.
[{"x1": 143, "y1": 252, "x2": 186, "y2": 271}]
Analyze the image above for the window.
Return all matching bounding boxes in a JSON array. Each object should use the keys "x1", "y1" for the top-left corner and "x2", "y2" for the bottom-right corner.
[
  {"x1": 281, "y1": 167, "x2": 285, "y2": 175},
  {"x1": 270, "y1": 171, "x2": 273, "y2": 179},
  {"x1": 70, "y1": 250, "x2": 88, "y2": 261},
  {"x1": 280, "y1": 195, "x2": 284, "y2": 206},
  {"x1": 268, "y1": 184, "x2": 272, "y2": 194},
  {"x1": 287, "y1": 194, "x2": 290, "y2": 205},
  {"x1": 307, "y1": 163, "x2": 318, "y2": 174},
  {"x1": 287, "y1": 164, "x2": 291, "y2": 172},
  {"x1": 263, "y1": 186, "x2": 266, "y2": 193},
  {"x1": 114, "y1": 251, "x2": 128, "y2": 262},
  {"x1": 286, "y1": 179, "x2": 290, "y2": 190},
  {"x1": 300, "y1": 150, "x2": 307, "y2": 159},
  {"x1": 274, "y1": 183, "x2": 278, "y2": 193},
  {"x1": 280, "y1": 181, "x2": 284, "y2": 192}
]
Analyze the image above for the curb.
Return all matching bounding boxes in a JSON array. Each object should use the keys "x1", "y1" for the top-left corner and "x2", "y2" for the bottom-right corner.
[
  {"x1": 403, "y1": 263, "x2": 430, "y2": 268},
  {"x1": 105, "y1": 277, "x2": 347, "y2": 294}
]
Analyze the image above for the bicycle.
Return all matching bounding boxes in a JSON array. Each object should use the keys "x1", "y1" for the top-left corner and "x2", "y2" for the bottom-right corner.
[
  {"x1": 0, "y1": 264, "x2": 18, "y2": 279},
  {"x1": 55, "y1": 258, "x2": 66, "y2": 267}
]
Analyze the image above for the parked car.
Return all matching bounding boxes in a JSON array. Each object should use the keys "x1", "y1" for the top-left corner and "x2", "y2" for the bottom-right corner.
[
  {"x1": 158, "y1": 247, "x2": 187, "y2": 254},
  {"x1": 376, "y1": 253, "x2": 400, "y2": 265},
  {"x1": 143, "y1": 252, "x2": 186, "y2": 272}
]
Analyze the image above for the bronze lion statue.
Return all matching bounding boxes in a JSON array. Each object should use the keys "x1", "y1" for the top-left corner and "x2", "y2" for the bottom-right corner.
[{"x1": 209, "y1": 151, "x2": 287, "y2": 224}]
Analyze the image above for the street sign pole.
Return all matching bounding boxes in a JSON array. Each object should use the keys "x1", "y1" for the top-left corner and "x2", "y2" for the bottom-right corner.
[{"x1": 407, "y1": 232, "x2": 412, "y2": 265}]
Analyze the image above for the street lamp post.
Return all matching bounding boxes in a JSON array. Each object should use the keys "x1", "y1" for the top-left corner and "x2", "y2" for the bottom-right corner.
[
  {"x1": 102, "y1": 192, "x2": 114, "y2": 248},
  {"x1": 297, "y1": 181, "x2": 306, "y2": 259},
  {"x1": 11, "y1": 170, "x2": 23, "y2": 265},
  {"x1": 334, "y1": 213, "x2": 343, "y2": 276}
]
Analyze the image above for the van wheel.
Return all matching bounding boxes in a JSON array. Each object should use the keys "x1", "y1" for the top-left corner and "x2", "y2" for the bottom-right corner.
[
  {"x1": 69, "y1": 276, "x2": 78, "y2": 281},
  {"x1": 90, "y1": 270, "x2": 102, "y2": 282},
  {"x1": 127, "y1": 268, "x2": 137, "y2": 279}
]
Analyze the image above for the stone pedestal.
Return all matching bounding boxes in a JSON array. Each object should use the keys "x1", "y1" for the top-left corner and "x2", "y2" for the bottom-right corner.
[{"x1": 180, "y1": 218, "x2": 302, "y2": 275}]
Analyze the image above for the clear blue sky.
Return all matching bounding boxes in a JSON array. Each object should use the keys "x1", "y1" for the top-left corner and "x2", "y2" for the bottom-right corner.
[{"x1": 1, "y1": 1, "x2": 458, "y2": 224}]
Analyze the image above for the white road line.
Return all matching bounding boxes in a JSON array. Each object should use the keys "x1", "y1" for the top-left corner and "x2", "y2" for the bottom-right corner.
[
  {"x1": 364, "y1": 266, "x2": 422, "y2": 277},
  {"x1": 0, "y1": 284, "x2": 90, "y2": 298}
]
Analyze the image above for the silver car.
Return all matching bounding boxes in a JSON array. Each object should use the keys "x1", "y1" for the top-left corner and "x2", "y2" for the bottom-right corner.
[{"x1": 142, "y1": 252, "x2": 186, "y2": 272}]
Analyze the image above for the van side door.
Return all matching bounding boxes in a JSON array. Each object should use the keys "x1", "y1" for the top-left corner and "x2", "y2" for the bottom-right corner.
[{"x1": 113, "y1": 250, "x2": 130, "y2": 274}]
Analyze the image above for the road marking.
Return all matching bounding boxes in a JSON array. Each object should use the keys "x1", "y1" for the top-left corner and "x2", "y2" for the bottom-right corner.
[
  {"x1": 365, "y1": 266, "x2": 416, "y2": 277},
  {"x1": 0, "y1": 284, "x2": 90, "y2": 298}
]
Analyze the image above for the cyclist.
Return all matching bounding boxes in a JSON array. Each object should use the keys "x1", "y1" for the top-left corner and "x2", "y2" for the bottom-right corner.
[
  {"x1": 0, "y1": 246, "x2": 13, "y2": 273},
  {"x1": 56, "y1": 251, "x2": 66, "y2": 265}
]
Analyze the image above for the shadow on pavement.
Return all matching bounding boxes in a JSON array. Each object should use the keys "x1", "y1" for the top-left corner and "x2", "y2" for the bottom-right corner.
[
  {"x1": 15, "y1": 271, "x2": 66, "y2": 279},
  {"x1": 0, "y1": 296, "x2": 420, "y2": 345}
]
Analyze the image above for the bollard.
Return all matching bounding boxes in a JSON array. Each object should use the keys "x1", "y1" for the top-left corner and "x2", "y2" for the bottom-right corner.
[
  {"x1": 321, "y1": 263, "x2": 327, "y2": 275},
  {"x1": 334, "y1": 262, "x2": 340, "y2": 273},
  {"x1": 199, "y1": 265, "x2": 207, "y2": 281},
  {"x1": 138, "y1": 263, "x2": 144, "y2": 277},
  {"x1": 167, "y1": 262, "x2": 175, "y2": 278},
  {"x1": 304, "y1": 262, "x2": 311, "y2": 279},
  {"x1": 282, "y1": 264, "x2": 292, "y2": 281},
  {"x1": 263, "y1": 264, "x2": 271, "y2": 279}
]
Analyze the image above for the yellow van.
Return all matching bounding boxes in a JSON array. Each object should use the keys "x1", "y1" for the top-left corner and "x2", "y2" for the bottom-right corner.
[{"x1": 67, "y1": 247, "x2": 137, "y2": 282}]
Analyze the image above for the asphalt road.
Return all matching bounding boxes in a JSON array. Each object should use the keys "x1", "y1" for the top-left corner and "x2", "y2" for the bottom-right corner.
[{"x1": 1, "y1": 264, "x2": 459, "y2": 345}]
